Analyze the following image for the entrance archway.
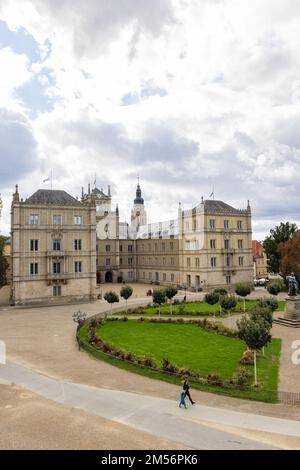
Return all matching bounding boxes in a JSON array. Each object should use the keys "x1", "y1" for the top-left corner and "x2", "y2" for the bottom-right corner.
[{"x1": 105, "y1": 271, "x2": 113, "y2": 283}]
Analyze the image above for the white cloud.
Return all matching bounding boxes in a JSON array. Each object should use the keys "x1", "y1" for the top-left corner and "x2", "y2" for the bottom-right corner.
[{"x1": 0, "y1": 0, "x2": 300, "y2": 238}]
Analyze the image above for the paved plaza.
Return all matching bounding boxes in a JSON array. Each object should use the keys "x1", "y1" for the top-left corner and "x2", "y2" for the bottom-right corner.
[{"x1": 0, "y1": 285, "x2": 299, "y2": 449}]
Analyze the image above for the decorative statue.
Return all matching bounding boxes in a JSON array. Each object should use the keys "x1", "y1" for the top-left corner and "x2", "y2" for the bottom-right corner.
[{"x1": 288, "y1": 272, "x2": 299, "y2": 296}]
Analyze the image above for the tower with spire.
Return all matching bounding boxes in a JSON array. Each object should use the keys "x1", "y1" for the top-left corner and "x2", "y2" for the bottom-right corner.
[{"x1": 131, "y1": 179, "x2": 147, "y2": 229}]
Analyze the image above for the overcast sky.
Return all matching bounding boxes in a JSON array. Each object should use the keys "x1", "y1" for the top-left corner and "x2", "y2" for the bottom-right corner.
[{"x1": 0, "y1": 0, "x2": 299, "y2": 239}]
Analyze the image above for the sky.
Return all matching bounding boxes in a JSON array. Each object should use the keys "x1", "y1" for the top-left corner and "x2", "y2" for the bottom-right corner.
[{"x1": 0, "y1": 0, "x2": 300, "y2": 239}]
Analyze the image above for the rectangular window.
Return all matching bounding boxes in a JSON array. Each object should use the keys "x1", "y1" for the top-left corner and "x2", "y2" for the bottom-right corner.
[
  {"x1": 170, "y1": 242, "x2": 174, "y2": 251},
  {"x1": 224, "y1": 239, "x2": 229, "y2": 249},
  {"x1": 128, "y1": 272, "x2": 133, "y2": 280},
  {"x1": 171, "y1": 257, "x2": 174, "y2": 266},
  {"x1": 128, "y1": 245, "x2": 133, "y2": 253},
  {"x1": 224, "y1": 219, "x2": 229, "y2": 229},
  {"x1": 187, "y1": 274, "x2": 191, "y2": 285},
  {"x1": 226, "y1": 256, "x2": 231, "y2": 267},
  {"x1": 106, "y1": 245, "x2": 110, "y2": 252},
  {"x1": 128, "y1": 257, "x2": 133, "y2": 265},
  {"x1": 74, "y1": 215, "x2": 82, "y2": 225},
  {"x1": 226, "y1": 275, "x2": 231, "y2": 285},
  {"x1": 53, "y1": 239, "x2": 61, "y2": 251},
  {"x1": 210, "y1": 239, "x2": 216, "y2": 249},
  {"x1": 53, "y1": 215, "x2": 62, "y2": 225},
  {"x1": 155, "y1": 272, "x2": 159, "y2": 281},
  {"x1": 209, "y1": 219, "x2": 215, "y2": 229},
  {"x1": 163, "y1": 273, "x2": 166, "y2": 281},
  {"x1": 211, "y1": 257, "x2": 216, "y2": 268},
  {"x1": 29, "y1": 214, "x2": 39, "y2": 225},
  {"x1": 237, "y1": 220, "x2": 243, "y2": 230},
  {"x1": 106, "y1": 258, "x2": 110, "y2": 266},
  {"x1": 74, "y1": 239, "x2": 82, "y2": 251},
  {"x1": 163, "y1": 257, "x2": 166, "y2": 265},
  {"x1": 53, "y1": 285, "x2": 61, "y2": 297},
  {"x1": 195, "y1": 258, "x2": 200, "y2": 268},
  {"x1": 162, "y1": 243, "x2": 166, "y2": 251},
  {"x1": 239, "y1": 256, "x2": 244, "y2": 266},
  {"x1": 143, "y1": 272, "x2": 145, "y2": 279},
  {"x1": 30, "y1": 239, "x2": 39, "y2": 251},
  {"x1": 53, "y1": 262, "x2": 61, "y2": 274},
  {"x1": 120, "y1": 245, "x2": 123, "y2": 252},
  {"x1": 120, "y1": 257, "x2": 123, "y2": 265},
  {"x1": 187, "y1": 257, "x2": 191, "y2": 267},
  {"x1": 171, "y1": 274, "x2": 175, "y2": 282},
  {"x1": 149, "y1": 272, "x2": 152, "y2": 280},
  {"x1": 30, "y1": 262, "x2": 38, "y2": 275},
  {"x1": 238, "y1": 239, "x2": 243, "y2": 249},
  {"x1": 75, "y1": 261, "x2": 82, "y2": 273}
]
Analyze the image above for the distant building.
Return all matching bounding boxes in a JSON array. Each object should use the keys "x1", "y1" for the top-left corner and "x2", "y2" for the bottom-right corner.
[
  {"x1": 252, "y1": 240, "x2": 268, "y2": 279},
  {"x1": 10, "y1": 181, "x2": 253, "y2": 305},
  {"x1": 10, "y1": 186, "x2": 96, "y2": 306}
]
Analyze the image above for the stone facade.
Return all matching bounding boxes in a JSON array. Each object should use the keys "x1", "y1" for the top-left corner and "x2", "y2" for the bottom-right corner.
[
  {"x1": 10, "y1": 186, "x2": 96, "y2": 306},
  {"x1": 10, "y1": 182, "x2": 253, "y2": 305},
  {"x1": 95, "y1": 185, "x2": 253, "y2": 291}
]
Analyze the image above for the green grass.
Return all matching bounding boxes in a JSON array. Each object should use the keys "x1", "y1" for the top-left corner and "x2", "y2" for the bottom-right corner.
[
  {"x1": 79, "y1": 321, "x2": 281, "y2": 402},
  {"x1": 116, "y1": 300, "x2": 285, "y2": 317}
]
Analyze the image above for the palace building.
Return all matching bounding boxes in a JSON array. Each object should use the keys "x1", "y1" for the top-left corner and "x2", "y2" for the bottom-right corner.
[{"x1": 10, "y1": 182, "x2": 253, "y2": 305}]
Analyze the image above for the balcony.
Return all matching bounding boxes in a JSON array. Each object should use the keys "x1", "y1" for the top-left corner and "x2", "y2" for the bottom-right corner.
[
  {"x1": 47, "y1": 272, "x2": 69, "y2": 284},
  {"x1": 47, "y1": 250, "x2": 68, "y2": 257},
  {"x1": 221, "y1": 248, "x2": 235, "y2": 254}
]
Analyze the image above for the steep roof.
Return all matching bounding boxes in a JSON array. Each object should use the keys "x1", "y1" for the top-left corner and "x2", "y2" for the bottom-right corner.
[
  {"x1": 25, "y1": 189, "x2": 81, "y2": 206},
  {"x1": 203, "y1": 200, "x2": 244, "y2": 214}
]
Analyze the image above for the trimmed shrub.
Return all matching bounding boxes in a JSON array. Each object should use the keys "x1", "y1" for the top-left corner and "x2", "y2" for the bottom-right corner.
[
  {"x1": 258, "y1": 298, "x2": 278, "y2": 312},
  {"x1": 207, "y1": 373, "x2": 223, "y2": 386},
  {"x1": 161, "y1": 357, "x2": 178, "y2": 374},
  {"x1": 240, "y1": 349, "x2": 254, "y2": 365},
  {"x1": 235, "y1": 367, "x2": 249, "y2": 387},
  {"x1": 214, "y1": 288, "x2": 228, "y2": 296}
]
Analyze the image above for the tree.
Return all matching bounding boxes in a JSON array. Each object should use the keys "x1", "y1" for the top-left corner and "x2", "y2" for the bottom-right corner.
[
  {"x1": 0, "y1": 236, "x2": 9, "y2": 288},
  {"x1": 263, "y1": 222, "x2": 298, "y2": 273},
  {"x1": 104, "y1": 291, "x2": 119, "y2": 314},
  {"x1": 237, "y1": 316, "x2": 272, "y2": 386},
  {"x1": 258, "y1": 297, "x2": 278, "y2": 312},
  {"x1": 220, "y1": 295, "x2": 237, "y2": 313},
  {"x1": 235, "y1": 283, "x2": 252, "y2": 312},
  {"x1": 248, "y1": 306, "x2": 273, "y2": 329},
  {"x1": 205, "y1": 291, "x2": 220, "y2": 320},
  {"x1": 220, "y1": 295, "x2": 237, "y2": 326},
  {"x1": 266, "y1": 280, "x2": 283, "y2": 296},
  {"x1": 120, "y1": 285, "x2": 133, "y2": 313},
  {"x1": 153, "y1": 289, "x2": 166, "y2": 317},
  {"x1": 278, "y1": 231, "x2": 300, "y2": 281},
  {"x1": 165, "y1": 287, "x2": 178, "y2": 315}
]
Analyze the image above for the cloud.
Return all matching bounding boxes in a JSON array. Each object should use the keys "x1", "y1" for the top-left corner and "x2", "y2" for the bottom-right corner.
[{"x1": 0, "y1": 108, "x2": 38, "y2": 186}]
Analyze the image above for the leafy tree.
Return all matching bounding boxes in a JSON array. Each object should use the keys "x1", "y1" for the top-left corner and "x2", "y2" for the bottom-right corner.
[
  {"x1": 248, "y1": 306, "x2": 273, "y2": 328},
  {"x1": 205, "y1": 291, "x2": 220, "y2": 319},
  {"x1": 235, "y1": 283, "x2": 252, "y2": 312},
  {"x1": 237, "y1": 316, "x2": 272, "y2": 386},
  {"x1": 266, "y1": 280, "x2": 283, "y2": 296},
  {"x1": 220, "y1": 295, "x2": 237, "y2": 313},
  {"x1": 165, "y1": 287, "x2": 178, "y2": 315},
  {"x1": 213, "y1": 288, "x2": 227, "y2": 296},
  {"x1": 104, "y1": 291, "x2": 119, "y2": 313},
  {"x1": 153, "y1": 289, "x2": 166, "y2": 317},
  {"x1": 263, "y1": 222, "x2": 298, "y2": 273},
  {"x1": 278, "y1": 231, "x2": 300, "y2": 281},
  {"x1": 258, "y1": 297, "x2": 278, "y2": 312},
  {"x1": 0, "y1": 236, "x2": 9, "y2": 288},
  {"x1": 120, "y1": 285, "x2": 133, "y2": 313}
]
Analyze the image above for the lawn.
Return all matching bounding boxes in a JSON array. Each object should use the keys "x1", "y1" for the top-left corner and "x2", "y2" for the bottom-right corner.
[
  {"x1": 79, "y1": 320, "x2": 281, "y2": 402},
  {"x1": 115, "y1": 300, "x2": 285, "y2": 317}
]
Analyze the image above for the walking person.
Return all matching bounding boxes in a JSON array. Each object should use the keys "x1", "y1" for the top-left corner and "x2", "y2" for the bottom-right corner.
[
  {"x1": 179, "y1": 390, "x2": 187, "y2": 409},
  {"x1": 183, "y1": 379, "x2": 195, "y2": 405}
]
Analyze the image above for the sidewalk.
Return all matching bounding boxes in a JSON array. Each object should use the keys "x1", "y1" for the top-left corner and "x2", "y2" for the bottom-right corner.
[{"x1": 2, "y1": 360, "x2": 296, "y2": 450}]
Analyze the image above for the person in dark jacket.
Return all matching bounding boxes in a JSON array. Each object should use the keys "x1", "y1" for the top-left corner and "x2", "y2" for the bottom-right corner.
[{"x1": 183, "y1": 379, "x2": 195, "y2": 405}]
